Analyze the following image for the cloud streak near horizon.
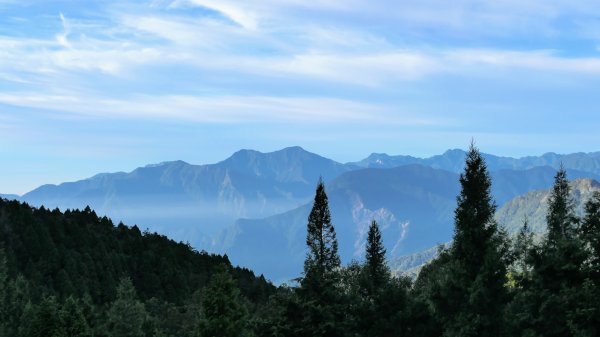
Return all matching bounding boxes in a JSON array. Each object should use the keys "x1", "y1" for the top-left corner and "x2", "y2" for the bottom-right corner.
[{"x1": 1, "y1": 0, "x2": 600, "y2": 193}]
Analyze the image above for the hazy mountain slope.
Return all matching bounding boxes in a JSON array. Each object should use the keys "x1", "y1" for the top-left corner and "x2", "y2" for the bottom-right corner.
[
  {"x1": 218, "y1": 165, "x2": 460, "y2": 282},
  {"x1": 496, "y1": 178, "x2": 600, "y2": 235},
  {"x1": 20, "y1": 147, "x2": 353, "y2": 244},
  {"x1": 0, "y1": 193, "x2": 19, "y2": 200},
  {"x1": 220, "y1": 165, "x2": 600, "y2": 281},
  {"x1": 490, "y1": 166, "x2": 600, "y2": 204}
]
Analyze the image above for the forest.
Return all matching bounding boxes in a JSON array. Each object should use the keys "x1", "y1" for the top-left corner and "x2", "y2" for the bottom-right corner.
[{"x1": 1, "y1": 143, "x2": 600, "y2": 337}]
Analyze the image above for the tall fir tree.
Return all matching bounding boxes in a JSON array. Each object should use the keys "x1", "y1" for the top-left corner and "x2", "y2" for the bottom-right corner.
[
  {"x1": 298, "y1": 179, "x2": 344, "y2": 337},
  {"x1": 428, "y1": 142, "x2": 509, "y2": 337},
  {"x1": 0, "y1": 249, "x2": 8, "y2": 337},
  {"x1": 105, "y1": 277, "x2": 147, "y2": 337},
  {"x1": 27, "y1": 296, "x2": 64, "y2": 337},
  {"x1": 198, "y1": 265, "x2": 249, "y2": 337},
  {"x1": 546, "y1": 168, "x2": 578, "y2": 244},
  {"x1": 303, "y1": 178, "x2": 341, "y2": 285},
  {"x1": 569, "y1": 190, "x2": 600, "y2": 336},
  {"x1": 60, "y1": 296, "x2": 91, "y2": 337},
  {"x1": 356, "y1": 220, "x2": 411, "y2": 337},
  {"x1": 363, "y1": 220, "x2": 390, "y2": 293},
  {"x1": 527, "y1": 168, "x2": 589, "y2": 337},
  {"x1": 582, "y1": 191, "x2": 600, "y2": 281}
]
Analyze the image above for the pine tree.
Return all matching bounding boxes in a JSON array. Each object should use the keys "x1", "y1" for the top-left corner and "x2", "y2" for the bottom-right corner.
[
  {"x1": 198, "y1": 265, "x2": 249, "y2": 337},
  {"x1": 568, "y1": 191, "x2": 600, "y2": 336},
  {"x1": 511, "y1": 217, "x2": 534, "y2": 282},
  {"x1": 27, "y1": 296, "x2": 64, "y2": 337},
  {"x1": 355, "y1": 221, "x2": 411, "y2": 337},
  {"x1": 527, "y1": 168, "x2": 589, "y2": 337},
  {"x1": 303, "y1": 178, "x2": 341, "y2": 286},
  {"x1": 546, "y1": 168, "x2": 578, "y2": 245},
  {"x1": 0, "y1": 249, "x2": 8, "y2": 337},
  {"x1": 363, "y1": 220, "x2": 390, "y2": 293},
  {"x1": 106, "y1": 277, "x2": 147, "y2": 337},
  {"x1": 60, "y1": 296, "x2": 91, "y2": 337},
  {"x1": 298, "y1": 179, "x2": 344, "y2": 337},
  {"x1": 582, "y1": 191, "x2": 600, "y2": 280},
  {"x1": 428, "y1": 142, "x2": 509, "y2": 337}
]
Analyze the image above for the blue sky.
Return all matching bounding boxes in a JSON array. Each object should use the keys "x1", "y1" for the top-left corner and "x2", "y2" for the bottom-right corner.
[{"x1": 1, "y1": 0, "x2": 600, "y2": 194}]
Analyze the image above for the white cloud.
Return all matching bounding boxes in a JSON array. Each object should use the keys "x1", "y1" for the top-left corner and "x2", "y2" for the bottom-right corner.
[
  {"x1": 56, "y1": 13, "x2": 71, "y2": 48},
  {"x1": 177, "y1": 0, "x2": 259, "y2": 30},
  {"x1": 0, "y1": 92, "x2": 389, "y2": 123},
  {"x1": 1, "y1": 0, "x2": 600, "y2": 110},
  {"x1": 445, "y1": 49, "x2": 600, "y2": 74}
]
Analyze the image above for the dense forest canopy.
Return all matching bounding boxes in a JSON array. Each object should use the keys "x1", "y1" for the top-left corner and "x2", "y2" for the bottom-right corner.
[{"x1": 1, "y1": 144, "x2": 599, "y2": 336}]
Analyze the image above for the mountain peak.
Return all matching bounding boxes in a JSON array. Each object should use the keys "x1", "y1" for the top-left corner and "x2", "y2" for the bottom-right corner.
[
  {"x1": 144, "y1": 160, "x2": 189, "y2": 169},
  {"x1": 279, "y1": 146, "x2": 307, "y2": 153},
  {"x1": 441, "y1": 148, "x2": 466, "y2": 156}
]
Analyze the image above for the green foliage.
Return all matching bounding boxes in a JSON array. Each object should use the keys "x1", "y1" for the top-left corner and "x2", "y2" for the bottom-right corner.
[
  {"x1": 297, "y1": 179, "x2": 346, "y2": 337},
  {"x1": 421, "y1": 143, "x2": 510, "y2": 337},
  {"x1": 106, "y1": 278, "x2": 147, "y2": 337},
  {"x1": 582, "y1": 191, "x2": 600, "y2": 278},
  {"x1": 508, "y1": 168, "x2": 593, "y2": 337},
  {"x1": 0, "y1": 198, "x2": 274, "y2": 337},
  {"x1": 198, "y1": 265, "x2": 249, "y2": 337},
  {"x1": 363, "y1": 220, "x2": 390, "y2": 293},
  {"x1": 60, "y1": 296, "x2": 91, "y2": 337},
  {"x1": 302, "y1": 178, "x2": 341, "y2": 285},
  {"x1": 27, "y1": 296, "x2": 64, "y2": 337},
  {"x1": 2, "y1": 145, "x2": 600, "y2": 337}
]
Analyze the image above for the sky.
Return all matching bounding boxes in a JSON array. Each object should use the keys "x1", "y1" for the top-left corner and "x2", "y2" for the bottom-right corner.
[{"x1": 1, "y1": 0, "x2": 600, "y2": 194}]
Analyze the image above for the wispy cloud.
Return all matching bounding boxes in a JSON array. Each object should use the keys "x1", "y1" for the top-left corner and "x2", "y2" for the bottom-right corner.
[{"x1": 0, "y1": 92, "x2": 390, "y2": 123}]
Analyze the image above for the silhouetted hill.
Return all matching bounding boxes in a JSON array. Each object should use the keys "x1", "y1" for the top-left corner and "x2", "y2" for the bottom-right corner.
[{"x1": 0, "y1": 198, "x2": 274, "y2": 305}]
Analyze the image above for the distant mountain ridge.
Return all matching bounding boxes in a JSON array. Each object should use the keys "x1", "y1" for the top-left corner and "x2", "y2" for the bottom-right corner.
[
  {"x1": 18, "y1": 147, "x2": 352, "y2": 244},
  {"x1": 4, "y1": 146, "x2": 600, "y2": 282},
  {"x1": 351, "y1": 149, "x2": 600, "y2": 175}
]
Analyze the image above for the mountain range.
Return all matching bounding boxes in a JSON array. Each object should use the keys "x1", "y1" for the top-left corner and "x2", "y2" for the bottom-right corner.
[{"x1": 4, "y1": 147, "x2": 600, "y2": 282}]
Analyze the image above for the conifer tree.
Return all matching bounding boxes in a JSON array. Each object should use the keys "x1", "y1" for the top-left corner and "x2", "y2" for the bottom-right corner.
[
  {"x1": 355, "y1": 220, "x2": 411, "y2": 337},
  {"x1": 298, "y1": 179, "x2": 344, "y2": 337},
  {"x1": 60, "y1": 296, "x2": 91, "y2": 337},
  {"x1": 303, "y1": 178, "x2": 341, "y2": 286},
  {"x1": 582, "y1": 191, "x2": 600, "y2": 280},
  {"x1": 198, "y1": 265, "x2": 249, "y2": 337},
  {"x1": 511, "y1": 217, "x2": 534, "y2": 281},
  {"x1": 546, "y1": 168, "x2": 578, "y2": 244},
  {"x1": 363, "y1": 220, "x2": 390, "y2": 293},
  {"x1": 0, "y1": 249, "x2": 8, "y2": 337},
  {"x1": 27, "y1": 296, "x2": 64, "y2": 337},
  {"x1": 106, "y1": 277, "x2": 147, "y2": 337},
  {"x1": 429, "y1": 142, "x2": 509, "y2": 337},
  {"x1": 527, "y1": 168, "x2": 589, "y2": 337}
]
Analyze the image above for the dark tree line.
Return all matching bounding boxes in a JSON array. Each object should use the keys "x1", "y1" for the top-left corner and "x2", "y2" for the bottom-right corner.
[
  {"x1": 0, "y1": 198, "x2": 274, "y2": 336},
  {"x1": 1, "y1": 143, "x2": 600, "y2": 336}
]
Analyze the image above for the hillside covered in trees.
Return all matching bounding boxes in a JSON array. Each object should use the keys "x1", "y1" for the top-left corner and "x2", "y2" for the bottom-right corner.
[
  {"x1": 1, "y1": 144, "x2": 600, "y2": 337},
  {"x1": 0, "y1": 200, "x2": 274, "y2": 336}
]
